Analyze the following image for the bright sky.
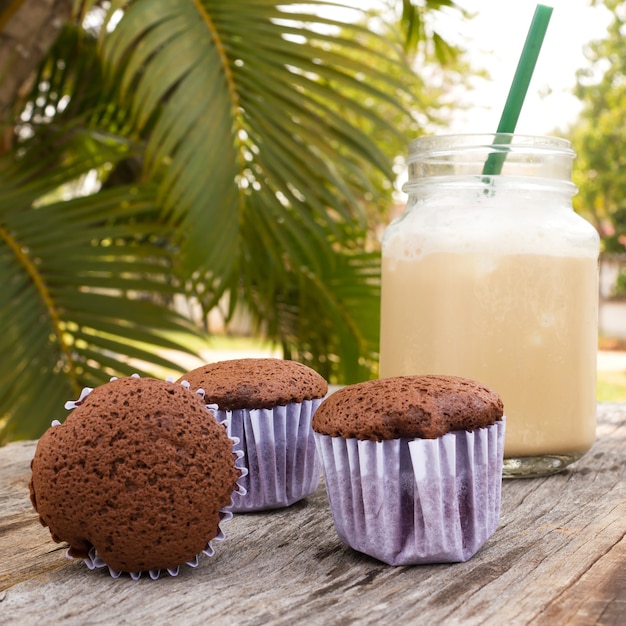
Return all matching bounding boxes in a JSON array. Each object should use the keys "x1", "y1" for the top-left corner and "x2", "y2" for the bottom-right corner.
[{"x1": 446, "y1": 0, "x2": 612, "y2": 134}]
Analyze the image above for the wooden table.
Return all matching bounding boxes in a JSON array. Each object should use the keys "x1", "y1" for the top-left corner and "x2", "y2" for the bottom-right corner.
[{"x1": 1, "y1": 405, "x2": 624, "y2": 625}]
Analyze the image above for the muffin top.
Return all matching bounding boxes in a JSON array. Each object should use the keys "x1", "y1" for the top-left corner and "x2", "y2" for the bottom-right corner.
[
  {"x1": 29, "y1": 376, "x2": 239, "y2": 574},
  {"x1": 177, "y1": 358, "x2": 328, "y2": 410},
  {"x1": 312, "y1": 375, "x2": 503, "y2": 441}
]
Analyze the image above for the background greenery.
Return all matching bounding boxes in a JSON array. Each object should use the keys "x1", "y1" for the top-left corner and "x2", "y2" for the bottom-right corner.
[
  {"x1": 0, "y1": 0, "x2": 472, "y2": 440},
  {"x1": 2, "y1": 0, "x2": 626, "y2": 442},
  {"x1": 568, "y1": 0, "x2": 626, "y2": 297}
]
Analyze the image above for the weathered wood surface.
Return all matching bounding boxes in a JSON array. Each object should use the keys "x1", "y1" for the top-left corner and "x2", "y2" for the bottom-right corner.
[{"x1": 1, "y1": 405, "x2": 624, "y2": 625}]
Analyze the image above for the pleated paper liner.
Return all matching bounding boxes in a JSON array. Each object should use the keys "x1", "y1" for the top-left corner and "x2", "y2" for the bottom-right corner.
[{"x1": 315, "y1": 418, "x2": 505, "y2": 565}]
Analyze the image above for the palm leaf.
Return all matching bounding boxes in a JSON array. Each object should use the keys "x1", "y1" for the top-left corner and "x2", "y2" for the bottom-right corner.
[
  {"x1": 0, "y1": 171, "x2": 203, "y2": 441},
  {"x1": 231, "y1": 188, "x2": 380, "y2": 382},
  {"x1": 275, "y1": 249, "x2": 382, "y2": 383},
  {"x1": 86, "y1": 1, "x2": 414, "y2": 276},
  {"x1": 72, "y1": 0, "x2": 418, "y2": 382},
  {"x1": 401, "y1": 0, "x2": 468, "y2": 59},
  {"x1": 0, "y1": 0, "x2": 473, "y2": 441}
]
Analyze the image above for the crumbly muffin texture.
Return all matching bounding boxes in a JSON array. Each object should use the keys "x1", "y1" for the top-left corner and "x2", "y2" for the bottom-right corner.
[
  {"x1": 29, "y1": 377, "x2": 239, "y2": 573},
  {"x1": 177, "y1": 358, "x2": 328, "y2": 410},
  {"x1": 312, "y1": 374, "x2": 503, "y2": 441}
]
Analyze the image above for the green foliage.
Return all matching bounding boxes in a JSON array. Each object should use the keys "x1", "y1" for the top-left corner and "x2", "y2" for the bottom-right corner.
[
  {"x1": 401, "y1": 0, "x2": 469, "y2": 61},
  {"x1": 614, "y1": 269, "x2": 626, "y2": 298},
  {"x1": 597, "y1": 369, "x2": 626, "y2": 402},
  {"x1": 0, "y1": 151, "x2": 203, "y2": 439},
  {"x1": 0, "y1": 0, "x2": 470, "y2": 441},
  {"x1": 568, "y1": 0, "x2": 626, "y2": 249}
]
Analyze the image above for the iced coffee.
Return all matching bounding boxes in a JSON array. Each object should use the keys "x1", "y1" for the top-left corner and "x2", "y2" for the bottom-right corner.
[{"x1": 380, "y1": 135, "x2": 600, "y2": 477}]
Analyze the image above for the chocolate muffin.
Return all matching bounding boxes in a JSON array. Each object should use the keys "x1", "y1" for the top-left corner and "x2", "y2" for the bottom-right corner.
[
  {"x1": 313, "y1": 375, "x2": 506, "y2": 566},
  {"x1": 29, "y1": 377, "x2": 242, "y2": 578},
  {"x1": 178, "y1": 358, "x2": 328, "y2": 512},
  {"x1": 178, "y1": 358, "x2": 328, "y2": 410},
  {"x1": 312, "y1": 374, "x2": 503, "y2": 439}
]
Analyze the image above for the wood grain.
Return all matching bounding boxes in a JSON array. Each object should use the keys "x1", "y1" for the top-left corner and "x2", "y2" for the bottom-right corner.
[{"x1": 0, "y1": 407, "x2": 624, "y2": 625}]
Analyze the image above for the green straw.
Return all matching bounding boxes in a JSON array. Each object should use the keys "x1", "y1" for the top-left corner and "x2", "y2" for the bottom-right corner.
[{"x1": 482, "y1": 4, "x2": 553, "y2": 176}]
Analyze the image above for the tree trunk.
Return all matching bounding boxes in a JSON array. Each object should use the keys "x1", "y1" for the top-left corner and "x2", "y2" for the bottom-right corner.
[{"x1": 0, "y1": 0, "x2": 74, "y2": 151}]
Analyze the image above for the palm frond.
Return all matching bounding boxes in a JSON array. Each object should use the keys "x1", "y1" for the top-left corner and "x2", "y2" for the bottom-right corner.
[
  {"x1": 401, "y1": 0, "x2": 468, "y2": 59},
  {"x1": 276, "y1": 249, "x2": 381, "y2": 383},
  {"x1": 231, "y1": 190, "x2": 380, "y2": 382},
  {"x1": 1, "y1": 0, "x2": 468, "y2": 440},
  {"x1": 89, "y1": 0, "x2": 414, "y2": 277},
  {"x1": 0, "y1": 176, "x2": 203, "y2": 441}
]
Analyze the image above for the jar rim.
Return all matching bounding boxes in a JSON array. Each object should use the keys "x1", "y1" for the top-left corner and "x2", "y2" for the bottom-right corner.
[
  {"x1": 408, "y1": 133, "x2": 574, "y2": 161},
  {"x1": 402, "y1": 174, "x2": 578, "y2": 196}
]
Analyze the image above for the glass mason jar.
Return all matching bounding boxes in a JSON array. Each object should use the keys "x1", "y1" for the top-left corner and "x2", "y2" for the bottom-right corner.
[{"x1": 379, "y1": 134, "x2": 600, "y2": 478}]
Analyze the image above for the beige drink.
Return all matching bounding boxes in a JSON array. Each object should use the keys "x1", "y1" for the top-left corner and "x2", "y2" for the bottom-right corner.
[
  {"x1": 383, "y1": 134, "x2": 601, "y2": 476},
  {"x1": 380, "y1": 251, "x2": 598, "y2": 458}
]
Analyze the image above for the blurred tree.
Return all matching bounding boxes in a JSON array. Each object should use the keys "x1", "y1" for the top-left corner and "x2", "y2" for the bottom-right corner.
[
  {"x1": 400, "y1": 0, "x2": 470, "y2": 61},
  {"x1": 568, "y1": 0, "x2": 626, "y2": 250},
  {"x1": 334, "y1": 1, "x2": 474, "y2": 235},
  {"x1": 0, "y1": 0, "x2": 73, "y2": 136},
  {"x1": 0, "y1": 0, "x2": 470, "y2": 441}
]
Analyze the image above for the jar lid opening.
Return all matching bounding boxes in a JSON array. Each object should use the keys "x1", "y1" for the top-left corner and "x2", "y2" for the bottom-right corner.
[
  {"x1": 406, "y1": 134, "x2": 574, "y2": 181},
  {"x1": 408, "y1": 133, "x2": 574, "y2": 160}
]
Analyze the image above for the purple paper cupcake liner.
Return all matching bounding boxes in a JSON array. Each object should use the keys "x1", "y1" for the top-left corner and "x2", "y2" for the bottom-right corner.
[
  {"x1": 59, "y1": 377, "x2": 248, "y2": 580},
  {"x1": 314, "y1": 418, "x2": 505, "y2": 566},
  {"x1": 209, "y1": 399, "x2": 322, "y2": 512}
]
